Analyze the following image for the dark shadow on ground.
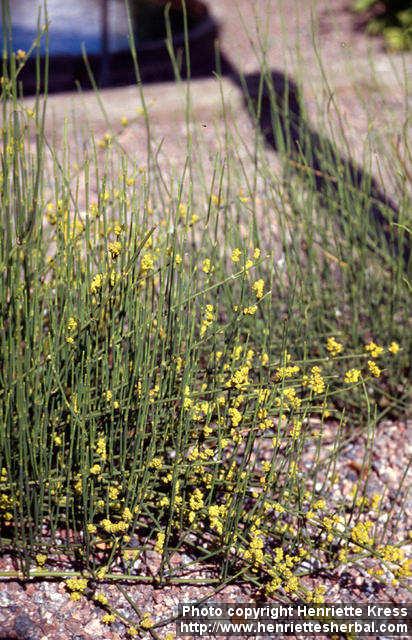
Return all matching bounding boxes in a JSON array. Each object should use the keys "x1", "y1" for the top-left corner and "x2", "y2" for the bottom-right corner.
[{"x1": 221, "y1": 63, "x2": 408, "y2": 264}]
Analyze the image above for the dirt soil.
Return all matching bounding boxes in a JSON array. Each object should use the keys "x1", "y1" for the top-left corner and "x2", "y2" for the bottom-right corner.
[{"x1": 0, "y1": 419, "x2": 410, "y2": 640}]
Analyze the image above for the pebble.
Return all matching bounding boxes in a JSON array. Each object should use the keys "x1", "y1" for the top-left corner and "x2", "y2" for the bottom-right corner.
[
  {"x1": 84, "y1": 618, "x2": 105, "y2": 635},
  {"x1": 0, "y1": 417, "x2": 409, "y2": 637},
  {"x1": 49, "y1": 591, "x2": 65, "y2": 604},
  {"x1": 38, "y1": 607, "x2": 53, "y2": 623},
  {"x1": 14, "y1": 613, "x2": 36, "y2": 637},
  {"x1": 33, "y1": 592, "x2": 45, "y2": 604},
  {"x1": 363, "y1": 584, "x2": 376, "y2": 596},
  {"x1": 297, "y1": 558, "x2": 320, "y2": 572}
]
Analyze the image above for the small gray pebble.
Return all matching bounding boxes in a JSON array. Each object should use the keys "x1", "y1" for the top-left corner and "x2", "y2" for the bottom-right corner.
[
  {"x1": 48, "y1": 591, "x2": 65, "y2": 604},
  {"x1": 14, "y1": 613, "x2": 33, "y2": 636},
  {"x1": 32, "y1": 593, "x2": 44, "y2": 604}
]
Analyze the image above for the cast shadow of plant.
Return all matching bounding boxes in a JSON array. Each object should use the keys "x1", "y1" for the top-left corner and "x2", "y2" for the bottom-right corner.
[{"x1": 219, "y1": 58, "x2": 409, "y2": 266}]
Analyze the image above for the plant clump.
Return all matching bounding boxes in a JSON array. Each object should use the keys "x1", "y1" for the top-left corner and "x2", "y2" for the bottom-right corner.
[{"x1": 353, "y1": 0, "x2": 412, "y2": 50}]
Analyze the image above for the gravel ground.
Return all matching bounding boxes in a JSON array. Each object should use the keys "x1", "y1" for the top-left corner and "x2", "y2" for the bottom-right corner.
[{"x1": 0, "y1": 418, "x2": 410, "y2": 640}]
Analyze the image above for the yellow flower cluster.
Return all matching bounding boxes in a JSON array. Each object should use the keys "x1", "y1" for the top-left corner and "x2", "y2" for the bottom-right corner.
[
  {"x1": 326, "y1": 336, "x2": 343, "y2": 356},
  {"x1": 252, "y1": 279, "x2": 264, "y2": 300},
  {"x1": 243, "y1": 305, "x2": 257, "y2": 315},
  {"x1": 306, "y1": 585, "x2": 327, "y2": 604},
  {"x1": 351, "y1": 520, "x2": 373, "y2": 547},
  {"x1": 35, "y1": 553, "x2": 47, "y2": 566},
  {"x1": 282, "y1": 387, "x2": 302, "y2": 411},
  {"x1": 274, "y1": 365, "x2": 300, "y2": 381},
  {"x1": 108, "y1": 240, "x2": 122, "y2": 259},
  {"x1": 65, "y1": 577, "x2": 88, "y2": 594},
  {"x1": 188, "y1": 445, "x2": 214, "y2": 462},
  {"x1": 183, "y1": 385, "x2": 193, "y2": 410},
  {"x1": 149, "y1": 457, "x2": 163, "y2": 470},
  {"x1": 200, "y1": 304, "x2": 215, "y2": 337},
  {"x1": 98, "y1": 133, "x2": 113, "y2": 149},
  {"x1": 101, "y1": 518, "x2": 129, "y2": 534},
  {"x1": 95, "y1": 435, "x2": 107, "y2": 461},
  {"x1": 321, "y1": 514, "x2": 345, "y2": 542},
  {"x1": 94, "y1": 593, "x2": 109, "y2": 605},
  {"x1": 344, "y1": 368, "x2": 361, "y2": 384},
  {"x1": 90, "y1": 273, "x2": 104, "y2": 294},
  {"x1": 202, "y1": 258, "x2": 213, "y2": 274},
  {"x1": 388, "y1": 341, "x2": 400, "y2": 354},
  {"x1": 208, "y1": 504, "x2": 226, "y2": 535},
  {"x1": 265, "y1": 546, "x2": 302, "y2": 595},
  {"x1": 67, "y1": 317, "x2": 78, "y2": 332},
  {"x1": 378, "y1": 545, "x2": 405, "y2": 565},
  {"x1": 127, "y1": 626, "x2": 139, "y2": 637},
  {"x1": 367, "y1": 360, "x2": 381, "y2": 378},
  {"x1": 189, "y1": 488, "x2": 204, "y2": 512},
  {"x1": 229, "y1": 365, "x2": 250, "y2": 390},
  {"x1": 238, "y1": 189, "x2": 250, "y2": 203},
  {"x1": 154, "y1": 531, "x2": 165, "y2": 553},
  {"x1": 365, "y1": 341, "x2": 384, "y2": 358},
  {"x1": 397, "y1": 559, "x2": 412, "y2": 579},
  {"x1": 261, "y1": 352, "x2": 269, "y2": 366},
  {"x1": 228, "y1": 407, "x2": 242, "y2": 426},
  {"x1": 140, "y1": 252, "x2": 154, "y2": 272},
  {"x1": 108, "y1": 485, "x2": 120, "y2": 500},
  {"x1": 257, "y1": 388, "x2": 270, "y2": 404},
  {"x1": 305, "y1": 366, "x2": 325, "y2": 394},
  {"x1": 16, "y1": 49, "x2": 27, "y2": 61},
  {"x1": 140, "y1": 612, "x2": 154, "y2": 629},
  {"x1": 290, "y1": 419, "x2": 302, "y2": 439},
  {"x1": 0, "y1": 469, "x2": 14, "y2": 522},
  {"x1": 90, "y1": 464, "x2": 101, "y2": 476},
  {"x1": 243, "y1": 526, "x2": 265, "y2": 567}
]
